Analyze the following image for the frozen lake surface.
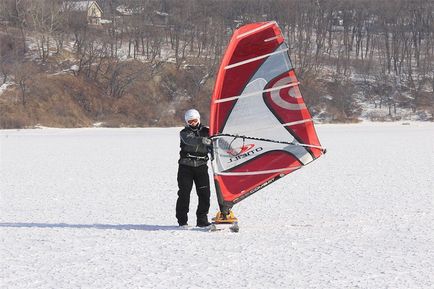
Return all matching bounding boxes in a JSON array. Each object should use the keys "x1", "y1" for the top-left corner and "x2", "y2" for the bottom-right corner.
[{"x1": 1, "y1": 122, "x2": 433, "y2": 288}]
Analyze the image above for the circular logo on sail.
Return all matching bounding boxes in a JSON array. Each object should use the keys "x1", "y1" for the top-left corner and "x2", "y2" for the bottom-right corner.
[{"x1": 268, "y1": 75, "x2": 306, "y2": 111}]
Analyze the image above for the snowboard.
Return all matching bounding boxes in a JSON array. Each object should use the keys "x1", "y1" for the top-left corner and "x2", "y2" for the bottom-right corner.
[
  {"x1": 209, "y1": 221, "x2": 239, "y2": 233},
  {"x1": 209, "y1": 210, "x2": 239, "y2": 232}
]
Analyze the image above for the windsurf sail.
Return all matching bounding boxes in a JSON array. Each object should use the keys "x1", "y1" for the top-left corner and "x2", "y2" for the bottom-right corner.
[{"x1": 209, "y1": 21, "x2": 326, "y2": 214}]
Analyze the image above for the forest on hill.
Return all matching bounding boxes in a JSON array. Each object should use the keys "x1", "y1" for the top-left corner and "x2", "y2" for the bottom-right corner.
[{"x1": 0, "y1": 0, "x2": 433, "y2": 128}]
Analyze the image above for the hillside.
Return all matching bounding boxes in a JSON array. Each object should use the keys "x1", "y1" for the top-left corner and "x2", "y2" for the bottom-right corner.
[{"x1": 0, "y1": 46, "x2": 214, "y2": 128}]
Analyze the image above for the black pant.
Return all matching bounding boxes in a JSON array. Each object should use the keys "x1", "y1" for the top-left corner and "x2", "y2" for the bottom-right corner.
[{"x1": 176, "y1": 164, "x2": 210, "y2": 226}]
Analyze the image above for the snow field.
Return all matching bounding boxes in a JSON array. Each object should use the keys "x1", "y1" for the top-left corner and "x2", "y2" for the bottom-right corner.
[{"x1": 1, "y1": 123, "x2": 434, "y2": 288}]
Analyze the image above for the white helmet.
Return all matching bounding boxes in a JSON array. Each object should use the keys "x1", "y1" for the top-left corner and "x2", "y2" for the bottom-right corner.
[{"x1": 184, "y1": 109, "x2": 200, "y2": 124}]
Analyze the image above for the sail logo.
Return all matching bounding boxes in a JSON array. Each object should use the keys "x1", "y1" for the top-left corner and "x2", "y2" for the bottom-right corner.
[
  {"x1": 227, "y1": 145, "x2": 263, "y2": 163},
  {"x1": 268, "y1": 75, "x2": 306, "y2": 111},
  {"x1": 227, "y1": 144, "x2": 255, "y2": 156}
]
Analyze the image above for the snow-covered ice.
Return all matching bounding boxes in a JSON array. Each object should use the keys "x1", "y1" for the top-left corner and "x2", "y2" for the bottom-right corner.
[{"x1": 1, "y1": 123, "x2": 433, "y2": 288}]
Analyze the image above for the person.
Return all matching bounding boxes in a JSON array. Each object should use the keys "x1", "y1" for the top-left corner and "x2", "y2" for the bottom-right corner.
[{"x1": 176, "y1": 109, "x2": 213, "y2": 227}]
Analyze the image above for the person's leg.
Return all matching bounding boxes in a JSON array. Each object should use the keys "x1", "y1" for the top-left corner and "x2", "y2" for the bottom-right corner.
[
  {"x1": 193, "y1": 165, "x2": 211, "y2": 226},
  {"x1": 176, "y1": 165, "x2": 193, "y2": 226}
]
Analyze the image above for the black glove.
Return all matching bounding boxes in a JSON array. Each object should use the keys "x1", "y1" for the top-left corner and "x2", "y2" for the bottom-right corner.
[{"x1": 202, "y1": 137, "x2": 212, "y2": 146}]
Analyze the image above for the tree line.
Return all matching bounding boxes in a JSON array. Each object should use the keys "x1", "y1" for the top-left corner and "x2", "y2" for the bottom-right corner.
[{"x1": 0, "y1": 0, "x2": 433, "y2": 123}]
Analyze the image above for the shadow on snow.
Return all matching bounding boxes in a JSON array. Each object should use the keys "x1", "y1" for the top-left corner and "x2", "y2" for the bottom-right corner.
[{"x1": 0, "y1": 222, "x2": 185, "y2": 231}]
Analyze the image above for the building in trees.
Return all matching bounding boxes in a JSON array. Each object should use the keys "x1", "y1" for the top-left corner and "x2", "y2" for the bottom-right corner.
[{"x1": 63, "y1": 1, "x2": 103, "y2": 25}]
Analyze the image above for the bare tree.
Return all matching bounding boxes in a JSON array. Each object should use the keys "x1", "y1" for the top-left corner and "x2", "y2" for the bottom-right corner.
[
  {"x1": 6, "y1": 0, "x2": 29, "y2": 53},
  {"x1": 27, "y1": 0, "x2": 64, "y2": 62},
  {"x1": 103, "y1": 60, "x2": 145, "y2": 98},
  {"x1": 13, "y1": 61, "x2": 35, "y2": 106}
]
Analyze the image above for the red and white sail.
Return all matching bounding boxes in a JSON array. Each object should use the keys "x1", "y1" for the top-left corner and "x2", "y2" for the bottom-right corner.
[{"x1": 209, "y1": 22, "x2": 325, "y2": 211}]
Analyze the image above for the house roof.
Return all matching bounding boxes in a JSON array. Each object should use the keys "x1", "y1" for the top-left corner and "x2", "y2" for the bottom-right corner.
[{"x1": 65, "y1": 1, "x2": 102, "y2": 13}]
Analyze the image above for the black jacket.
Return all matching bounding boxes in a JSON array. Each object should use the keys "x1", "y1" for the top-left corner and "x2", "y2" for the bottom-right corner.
[{"x1": 178, "y1": 124, "x2": 211, "y2": 167}]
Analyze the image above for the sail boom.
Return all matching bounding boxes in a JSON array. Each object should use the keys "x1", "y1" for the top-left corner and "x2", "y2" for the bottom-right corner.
[{"x1": 211, "y1": 133, "x2": 326, "y2": 152}]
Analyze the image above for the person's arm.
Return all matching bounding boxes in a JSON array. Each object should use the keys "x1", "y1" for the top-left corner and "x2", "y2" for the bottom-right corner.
[{"x1": 180, "y1": 130, "x2": 208, "y2": 146}]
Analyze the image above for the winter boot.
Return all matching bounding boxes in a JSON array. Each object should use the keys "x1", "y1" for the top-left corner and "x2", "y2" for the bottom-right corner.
[{"x1": 196, "y1": 217, "x2": 211, "y2": 227}]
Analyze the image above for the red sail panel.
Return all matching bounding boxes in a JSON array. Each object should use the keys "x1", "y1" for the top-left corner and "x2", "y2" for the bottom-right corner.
[
  {"x1": 263, "y1": 70, "x2": 323, "y2": 159},
  {"x1": 214, "y1": 152, "x2": 302, "y2": 203},
  {"x1": 210, "y1": 22, "x2": 284, "y2": 136}
]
